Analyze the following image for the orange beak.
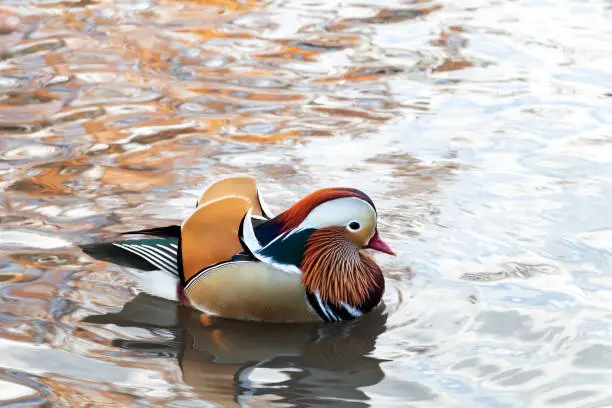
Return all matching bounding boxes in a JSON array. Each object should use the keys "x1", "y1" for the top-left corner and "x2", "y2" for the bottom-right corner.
[{"x1": 365, "y1": 231, "x2": 395, "y2": 256}]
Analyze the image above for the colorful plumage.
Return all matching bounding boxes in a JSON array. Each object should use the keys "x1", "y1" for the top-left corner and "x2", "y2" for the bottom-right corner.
[{"x1": 82, "y1": 176, "x2": 394, "y2": 323}]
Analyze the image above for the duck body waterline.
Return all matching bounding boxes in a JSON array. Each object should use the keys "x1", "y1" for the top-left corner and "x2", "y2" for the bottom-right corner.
[{"x1": 82, "y1": 176, "x2": 394, "y2": 323}]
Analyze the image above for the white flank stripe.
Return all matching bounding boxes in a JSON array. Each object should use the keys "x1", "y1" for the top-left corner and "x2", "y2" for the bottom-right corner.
[
  {"x1": 315, "y1": 291, "x2": 335, "y2": 322},
  {"x1": 168, "y1": 243, "x2": 178, "y2": 249},
  {"x1": 241, "y1": 209, "x2": 263, "y2": 253},
  {"x1": 326, "y1": 305, "x2": 339, "y2": 322},
  {"x1": 340, "y1": 302, "x2": 363, "y2": 318}
]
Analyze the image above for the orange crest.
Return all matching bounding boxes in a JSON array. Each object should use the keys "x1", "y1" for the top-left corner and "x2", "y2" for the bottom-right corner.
[{"x1": 274, "y1": 187, "x2": 376, "y2": 232}]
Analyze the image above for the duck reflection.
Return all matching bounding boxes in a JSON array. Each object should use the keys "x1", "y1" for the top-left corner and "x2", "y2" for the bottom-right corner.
[{"x1": 84, "y1": 294, "x2": 387, "y2": 406}]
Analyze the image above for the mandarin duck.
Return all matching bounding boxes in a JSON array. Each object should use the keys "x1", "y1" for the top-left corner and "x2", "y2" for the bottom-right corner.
[{"x1": 82, "y1": 176, "x2": 394, "y2": 323}]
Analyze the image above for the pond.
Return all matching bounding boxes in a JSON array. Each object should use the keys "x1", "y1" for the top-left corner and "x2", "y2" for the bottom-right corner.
[{"x1": 1, "y1": 0, "x2": 612, "y2": 406}]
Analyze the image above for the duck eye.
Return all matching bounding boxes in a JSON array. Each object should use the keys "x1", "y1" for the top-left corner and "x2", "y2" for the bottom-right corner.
[{"x1": 348, "y1": 221, "x2": 361, "y2": 230}]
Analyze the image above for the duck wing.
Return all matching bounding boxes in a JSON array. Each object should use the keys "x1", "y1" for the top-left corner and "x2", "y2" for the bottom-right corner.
[
  {"x1": 112, "y1": 176, "x2": 272, "y2": 241},
  {"x1": 196, "y1": 176, "x2": 274, "y2": 219},
  {"x1": 180, "y1": 196, "x2": 251, "y2": 281},
  {"x1": 120, "y1": 225, "x2": 181, "y2": 238},
  {"x1": 81, "y1": 238, "x2": 179, "y2": 276},
  {"x1": 82, "y1": 194, "x2": 265, "y2": 279}
]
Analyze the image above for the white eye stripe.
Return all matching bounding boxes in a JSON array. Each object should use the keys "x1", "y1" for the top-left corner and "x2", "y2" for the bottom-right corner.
[{"x1": 297, "y1": 197, "x2": 376, "y2": 231}]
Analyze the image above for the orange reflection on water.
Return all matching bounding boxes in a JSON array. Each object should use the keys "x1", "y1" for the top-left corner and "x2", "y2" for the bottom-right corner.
[{"x1": 4, "y1": 0, "x2": 610, "y2": 405}]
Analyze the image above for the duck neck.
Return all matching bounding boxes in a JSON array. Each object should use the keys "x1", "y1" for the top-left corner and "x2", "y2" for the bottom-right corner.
[{"x1": 300, "y1": 227, "x2": 384, "y2": 321}]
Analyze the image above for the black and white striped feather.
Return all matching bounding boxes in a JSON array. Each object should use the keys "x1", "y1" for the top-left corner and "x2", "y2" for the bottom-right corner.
[{"x1": 112, "y1": 240, "x2": 180, "y2": 277}]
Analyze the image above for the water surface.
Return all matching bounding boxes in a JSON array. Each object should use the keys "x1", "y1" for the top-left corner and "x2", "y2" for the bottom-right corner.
[{"x1": 1, "y1": 0, "x2": 612, "y2": 406}]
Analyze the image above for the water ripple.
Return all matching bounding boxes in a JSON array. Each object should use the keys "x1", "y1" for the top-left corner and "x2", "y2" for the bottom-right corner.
[{"x1": 1, "y1": 0, "x2": 612, "y2": 406}]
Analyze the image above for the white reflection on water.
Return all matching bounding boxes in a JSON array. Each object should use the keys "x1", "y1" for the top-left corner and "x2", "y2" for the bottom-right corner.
[{"x1": 1, "y1": 0, "x2": 612, "y2": 406}]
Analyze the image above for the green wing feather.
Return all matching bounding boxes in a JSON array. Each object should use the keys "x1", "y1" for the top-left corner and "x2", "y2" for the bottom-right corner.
[{"x1": 81, "y1": 238, "x2": 179, "y2": 276}]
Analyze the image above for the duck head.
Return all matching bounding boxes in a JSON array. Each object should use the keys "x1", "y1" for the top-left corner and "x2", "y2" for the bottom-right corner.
[{"x1": 239, "y1": 187, "x2": 394, "y2": 321}]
